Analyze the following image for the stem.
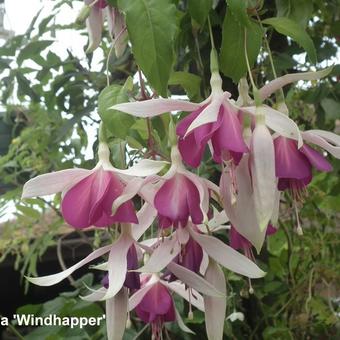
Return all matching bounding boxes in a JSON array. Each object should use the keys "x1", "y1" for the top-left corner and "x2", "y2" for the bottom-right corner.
[
  {"x1": 98, "y1": 122, "x2": 107, "y2": 143},
  {"x1": 244, "y1": 28, "x2": 261, "y2": 106},
  {"x1": 88, "y1": 0, "x2": 100, "y2": 8},
  {"x1": 255, "y1": 10, "x2": 285, "y2": 104},
  {"x1": 207, "y1": 15, "x2": 215, "y2": 49},
  {"x1": 244, "y1": 29, "x2": 256, "y2": 90},
  {"x1": 106, "y1": 27, "x2": 127, "y2": 86},
  {"x1": 138, "y1": 68, "x2": 149, "y2": 100},
  {"x1": 37, "y1": 197, "x2": 62, "y2": 218},
  {"x1": 2, "y1": 316, "x2": 25, "y2": 340},
  {"x1": 106, "y1": 43, "x2": 115, "y2": 87}
]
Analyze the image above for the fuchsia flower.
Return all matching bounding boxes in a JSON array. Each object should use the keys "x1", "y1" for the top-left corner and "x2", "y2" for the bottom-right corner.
[
  {"x1": 274, "y1": 135, "x2": 333, "y2": 198},
  {"x1": 25, "y1": 219, "x2": 155, "y2": 299},
  {"x1": 135, "y1": 279, "x2": 175, "y2": 336},
  {"x1": 22, "y1": 143, "x2": 166, "y2": 229},
  {"x1": 168, "y1": 237, "x2": 203, "y2": 279},
  {"x1": 112, "y1": 144, "x2": 211, "y2": 230},
  {"x1": 84, "y1": 0, "x2": 127, "y2": 55},
  {"x1": 229, "y1": 224, "x2": 277, "y2": 260},
  {"x1": 154, "y1": 146, "x2": 207, "y2": 228},
  {"x1": 61, "y1": 166, "x2": 138, "y2": 228},
  {"x1": 221, "y1": 144, "x2": 280, "y2": 253},
  {"x1": 129, "y1": 274, "x2": 205, "y2": 337},
  {"x1": 137, "y1": 221, "x2": 265, "y2": 280},
  {"x1": 102, "y1": 243, "x2": 140, "y2": 290},
  {"x1": 113, "y1": 72, "x2": 248, "y2": 168},
  {"x1": 110, "y1": 70, "x2": 317, "y2": 169},
  {"x1": 176, "y1": 73, "x2": 248, "y2": 167}
]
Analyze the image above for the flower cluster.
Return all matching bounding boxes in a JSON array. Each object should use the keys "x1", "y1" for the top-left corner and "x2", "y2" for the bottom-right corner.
[
  {"x1": 22, "y1": 53, "x2": 340, "y2": 339},
  {"x1": 78, "y1": 0, "x2": 128, "y2": 56}
]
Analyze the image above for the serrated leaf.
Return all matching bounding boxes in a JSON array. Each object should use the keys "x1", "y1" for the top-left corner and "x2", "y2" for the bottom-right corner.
[
  {"x1": 169, "y1": 71, "x2": 201, "y2": 100},
  {"x1": 17, "y1": 40, "x2": 54, "y2": 65},
  {"x1": 188, "y1": 0, "x2": 212, "y2": 25},
  {"x1": 98, "y1": 85, "x2": 135, "y2": 139},
  {"x1": 262, "y1": 17, "x2": 317, "y2": 63},
  {"x1": 228, "y1": 0, "x2": 250, "y2": 27},
  {"x1": 118, "y1": 0, "x2": 177, "y2": 96},
  {"x1": 220, "y1": 11, "x2": 262, "y2": 83}
]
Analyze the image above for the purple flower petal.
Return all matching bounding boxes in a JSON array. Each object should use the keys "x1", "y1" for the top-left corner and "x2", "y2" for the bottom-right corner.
[
  {"x1": 154, "y1": 174, "x2": 203, "y2": 228},
  {"x1": 178, "y1": 134, "x2": 206, "y2": 168},
  {"x1": 300, "y1": 144, "x2": 333, "y2": 172},
  {"x1": 62, "y1": 170, "x2": 108, "y2": 228},
  {"x1": 135, "y1": 282, "x2": 175, "y2": 323},
  {"x1": 125, "y1": 244, "x2": 140, "y2": 289},
  {"x1": 274, "y1": 136, "x2": 311, "y2": 180},
  {"x1": 62, "y1": 168, "x2": 137, "y2": 228},
  {"x1": 211, "y1": 106, "x2": 248, "y2": 163},
  {"x1": 229, "y1": 226, "x2": 252, "y2": 250},
  {"x1": 177, "y1": 106, "x2": 220, "y2": 167}
]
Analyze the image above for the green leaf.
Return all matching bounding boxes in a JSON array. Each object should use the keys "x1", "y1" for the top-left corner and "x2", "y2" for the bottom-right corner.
[
  {"x1": 275, "y1": 0, "x2": 313, "y2": 27},
  {"x1": 17, "y1": 40, "x2": 54, "y2": 65},
  {"x1": 188, "y1": 0, "x2": 212, "y2": 25},
  {"x1": 262, "y1": 17, "x2": 317, "y2": 63},
  {"x1": 16, "y1": 73, "x2": 40, "y2": 102},
  {"x1": 220, "y1": 11, "x2": 262, "y2": 83},
  {"x1": 319, "y1": 195, "x2": 340, "y2": 214},
  {"x1": 168, "y1": 71, "x2": 201, "y2": 100},
  {"x1": 16, "y1": 205, "x2": 41, "y2": 220},
  {"x1": 39, "y1": 14, "x2": 55, "y2": 35},
  {"x1": 320, "y1": 98, "x2": 340, "y2": 122},
  {"x1": 228, "y1": 0, "x2": 250, "y2": 27},
  {"x1": 107, "y1": 0, "x2": 118, "y2": 6},
  {"x1": 118, "y1": 0, "x2": 177, "y2": 96},
  {"x1": 98, "y1": 84, "x2": 135, "y2": 139}
]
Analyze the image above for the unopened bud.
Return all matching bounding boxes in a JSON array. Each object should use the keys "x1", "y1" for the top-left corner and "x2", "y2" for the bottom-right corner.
[
  {"x1": 297, "y1": 226, "x2": 303, "y2": 236},
  {"x1": 76, "y1": 5, "x2": 91, "y2": 24},
  {"x1": 188, "y1": 311, "x2": 194, "y2": 320},
  {"x1": 126, "y1": 317, "x2": 132, "y2": 329},
  {"x1": 210, "y1": 48, "x2": 219, "y2": 73},
  {"x1": 168, "y1": 119, "x2": 177, "y2": 146}
]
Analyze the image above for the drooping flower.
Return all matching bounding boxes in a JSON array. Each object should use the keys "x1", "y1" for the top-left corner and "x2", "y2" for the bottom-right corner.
[
  {"x1": 112, "y1": 144, "x2": 211, "y2": 230},
  {"x1": 22, "y1": 143, "x2": 166, "y2": 229},
  {"x1": 154, "y1": 168, "x2": 204, "y2": 229},
  {"x1": 109, "y1": 68, "x2": 331, "y2": 169},
  {"x1": 137, "y1": 221, "x2": 266, "y2": 280},
  {"x1": 168, "y1": 237, "x2": 204, "y2": 279},
  {"x1": 220, "y1": 134, "x2": 280, "y2": 253},
  {"x1": 135, "y1": 279, "x2": 175, "y2": 338},
  {"x1": 25, "y1": 219, "x2": 154, "y2": 301},
  {"x1": 113, "y1": 72, "x2": 248, "y2": 168},
  {"x1": 274, "y1": 135, "x2": 333, "y2": 199},
  {"x1": 106, "y1": 7, "x2": 128, "y2": 58},
  {"x1": 229, "y1": 224, "x2": 277, "y2": 260},
  {"x1": 175, "y1": 73, "x2": 248, "y2": 167},
  {"x1": 83, "y1": 0, "x2": 127, "y2": 55},
  {"x1": 250, "y1": 110, "x2": 277, "y2": 232},
  {"x1": 102, "y1": 243, "x2": 141, "y2": 290},
  {"x1": 129, "y1": 274, "x2": 205, "y2": 338}
]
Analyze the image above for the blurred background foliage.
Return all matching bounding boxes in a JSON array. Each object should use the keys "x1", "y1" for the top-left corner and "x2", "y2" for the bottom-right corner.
[{"x1": 0, "y1": 0, "x2": 339, "y2": 339}]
